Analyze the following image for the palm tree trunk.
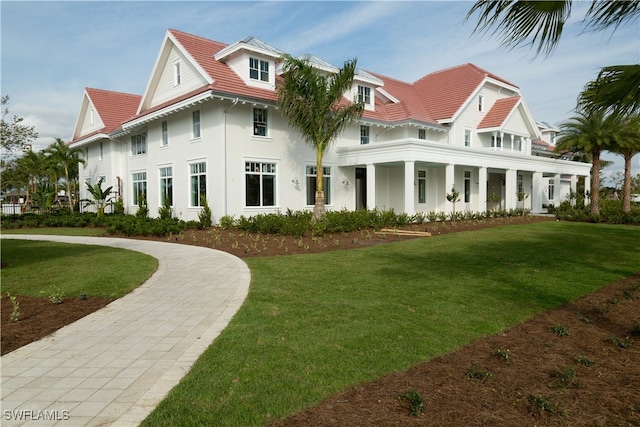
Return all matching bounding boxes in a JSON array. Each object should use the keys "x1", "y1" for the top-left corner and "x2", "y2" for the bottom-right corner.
[
  {"x1": 590, "y1": 148, "x2": 601, "y2": 216},
  {"x1": 313, "y1": 149, "x2": 326, "y2": 220},
  {"x1": 622, "y1": 151, "x2": 632, "y2": 213}
]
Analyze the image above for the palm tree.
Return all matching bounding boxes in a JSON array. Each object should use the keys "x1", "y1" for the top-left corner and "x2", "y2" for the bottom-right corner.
[
  {"x1": 466, "y1": 0, "x2": 640, "y2": 114},
  {"x1": 608, "y1": 115, "x2": 640, "y2": 212},
  {"x1": 46, "y1": 138, "x2": 85, "y2": 212},
  {"x1": 15, "y1": 150, "x2": 48, "y2": 209},
  {"x1": 83, "y1": 177, "x2": 114, "y2": 217},
  {"x1": 555, "y1": 110, "x2": 620, "y2": 216},
  {"x1": 277, "y1": 54, "x2": 365, "y2": 219}
]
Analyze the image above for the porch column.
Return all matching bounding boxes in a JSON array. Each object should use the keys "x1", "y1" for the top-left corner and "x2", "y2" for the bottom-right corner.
[
  {"x1": 445, "y1": 163, "x2": 455, "y2": 214},
  {"x1": 404, "y1": 161, "x2": 415, "y2": 215},
  {"x1": 554, "y1": 173, "x2": 561, "y2": 206},
  {"x1": 500, "y1": 131, "x2": 505, "y2": 152},
  {"x1": 366, "y1": 163, "x2": 376, "y2": 210},
  {"x1": 478, "y1": 166, "x2": 487, "y2": 212},
  {"x1": 505, "y1": 169, "x2": 517, "y2": 210},
  {"x1": 570, "y1": 175, "x2": 577, "y2": 206},
  {"x1": 510, "y1": 134, "x2": 515, "y2": 152},
  {"x1": 532, "y1": 171, "x2": 543, "y2": 213},
  {"x1": 584, "y1": 175, "x2": 591, "y2": 207}
]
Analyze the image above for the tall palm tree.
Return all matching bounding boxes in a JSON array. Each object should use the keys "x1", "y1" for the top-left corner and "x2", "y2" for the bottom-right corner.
[
  {"x1": 555, "y1": 110, "x2": 619, "y2": 215},
  {"x1": 608, "y1": 115, "x2": 640, "y2": 212},
  {"x1": 46, "y1": 138, "x2": 85, "y2": 211},
  {"x1": 15, "y1": 149, "x2": 48, "y2": 208},
  {"x1": 277, "y1": 54, "x2": 365, "y2": 219},
  {"x1": 467, "y1": 0, "x2": 640, "y2": 113}
]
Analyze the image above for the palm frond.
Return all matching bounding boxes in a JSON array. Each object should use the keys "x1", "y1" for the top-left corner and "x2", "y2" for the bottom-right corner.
[
  {"x1": 580, "y1": 64, "x2": 640, "y2": 116},
  {"x1": 584, "y1": 0, "x2": 640, "y2": 33}
]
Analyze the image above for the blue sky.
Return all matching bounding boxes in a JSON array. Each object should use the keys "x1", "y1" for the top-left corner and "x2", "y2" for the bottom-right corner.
[{"x1": 2, "y1": 1, "x2": 638, "y2": 182}]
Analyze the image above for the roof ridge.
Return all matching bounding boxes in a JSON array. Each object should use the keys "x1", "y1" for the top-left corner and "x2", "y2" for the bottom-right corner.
[{"x1": 168, "y1": 28, "x2": 228, "y2": 47}]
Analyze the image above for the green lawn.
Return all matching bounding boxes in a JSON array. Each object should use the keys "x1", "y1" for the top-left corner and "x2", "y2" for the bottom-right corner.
[
  {"x1": 1, "y1": 227, "x2": 105, "y2": 236},
  {"x1": 142, "y1": 221, "x2": 640, "y2": 426},
  {"x1": 1, "y1": 239, "x2": 157, "y2": 298}
]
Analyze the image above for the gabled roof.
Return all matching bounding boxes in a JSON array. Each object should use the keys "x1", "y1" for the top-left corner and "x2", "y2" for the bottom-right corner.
[
  {"x1": 413, "y1": 63, "x2": 518, "y2": 122},
  {"x1": 71, "y1": 88, "x2": 141, "y2": 143},
  {"x1": 214, "y1": 35, "x2": 283, "y2": 61},
  {"x1": 477, "y1": 96, "x2": 521, "y2": 129}
]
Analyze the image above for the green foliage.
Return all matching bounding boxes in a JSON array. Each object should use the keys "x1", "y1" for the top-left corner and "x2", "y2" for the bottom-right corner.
[
  {"x1": 493, "y1": 348, "x2": 510, "y2": 363},
  {"x1": 550, "y1": 324, "x2": 570, "y2": 337},
  {"x1": 198, "y1": 195, "x2": 212, "y2": 227},
  {"x1": 83, "y1": 178, "x2": 114, "y2": 217},
  {"x1": 575, "y1": 355, "x2": 595, "y2": 367},
  {"x1": 6, "y1": 292, "x2": 20, "y2": 322},
  {"x1": 398, "y1": 390, "x2": 424, "y2": 417},
  {"x1": 551, "y1": 198, "x2": 640, "y2": 224},
  {"x1": 465, "y1": 365, "x2": 492, "y2": 381},
  {"x1": 113, "y1": 198, "x2": 125, "y2": 215},
  {"x1": 41, "y1": 285, "x2": 65, "y2": 305},
  {"x1": 527, "y1": 395, "x2": 563, "y2": 417},
  {"x1": 136, "y1": 195, "x2": 148, "y2": 218},
  {"x1": 218, "y1": 215, "x2": 236, "y2": 230},
  {"x1": 611, "y1": 336, "x2": 632, "y2": 349},
  {"x1": 549, "y1": 366, "x2": 578, "y2": 388},
  {"x1": 158, "y1": 197, "x2": 173, "y2": 220}
]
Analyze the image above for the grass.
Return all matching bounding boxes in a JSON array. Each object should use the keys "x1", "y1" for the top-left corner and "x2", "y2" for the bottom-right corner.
[
  {"x1": 1, "y1": 239, "x2": 157, "y2": 298},
  {"x1": 1, "y1": 227, "x2": 105, "y2": 236},
  {"x1": 141, "y1": 221, "x2": 640, "y2": 426}
]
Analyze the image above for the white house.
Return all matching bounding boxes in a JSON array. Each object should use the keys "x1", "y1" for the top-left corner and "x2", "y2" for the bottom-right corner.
[{"x1": 70, "y1": 29, "x2": 591, "y2": 222}]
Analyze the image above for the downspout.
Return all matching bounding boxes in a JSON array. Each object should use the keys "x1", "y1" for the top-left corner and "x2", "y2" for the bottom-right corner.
[{"x1": 222, "y1": 97, "x2": 239, "y2": 216}]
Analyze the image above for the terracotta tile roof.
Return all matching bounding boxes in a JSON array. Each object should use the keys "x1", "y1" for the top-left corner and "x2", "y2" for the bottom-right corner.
[
  {"x1": 365, "y1": 72, "x2": 436, "y2": 124},
  {"x1": 86, "y1": 88, "x2": 141, "y2": 133},
  {"x1": 413, "y1": 63, "x2": 518, "y2": 122},
  {"x1": 477, "y1": 96, "x2": 521, "y2": 129}
]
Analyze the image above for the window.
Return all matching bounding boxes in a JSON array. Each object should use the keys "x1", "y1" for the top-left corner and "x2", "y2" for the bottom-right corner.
[
  {"x1": 517, "y1": 174, "x2": 524, "y2": 194},
  {"x1": 132, "y1": 172, "x2": 147, "y2": 205},
  {"x1": 161, "y1": 121, "x2": 168, "y2": 146},
  {"x1": 253, "y1": 107, "x2": 268, "y2": 137},
  {"x1": 357, "y1": 85, "x2": 371, "y2": 104},
  {"x1": 160, "y1": 166, "x2": 173, "y2": 206},
  {"x1": 418, "y1": 129, "x2": 426, "y2": 140},
  {"x1": 90, "y1": 108, "x2": 95, "y2": 125},
  {"x1": 245, "y1": 161, "x2": 276, "y2": 207},
  {"x1": 478, "y1": 95, "x2": 484, "y2": 112},
  {"x1": 190, "y1": 162, "x2": 206, "y2": 207},
  {"x1": 249, "y1": 57, "x2": 269, "y2": 82},
  {"x1": 464, "y1": 171, "x2": 471, "y2": 203},
  {"x1": 84, "y1": 147, "x2": 89, "y2": 166},
  {"x1": 548, "y1": 179, "x2": 555, "y2": 201},
  {"x1": 418, "y1": 170, "x2": 426, "y2": 204},
  {"x1": 131, "y1": 134, "x2": 146, "y2": 156},
  {"x1": 491, "y1": 135, "x2": 502, "y2": 148},
  {"x1": 99, "y1": 141, "x2": 103, "y2": 160},
  {"x1": 192, "y1": 110, "x2": 201, "y2": 139},
  {"x1": 464, "y1": 129, "x2": 471, "y2": 147},
  {"x1": 174, "y1": 62, "x2": 181, "y2": 86},
  {"x1": 306, "y1": 165, "x2": 331, "y2": 205},
  {"x1": 360, "y1": 125, "x2": 370, "y2": 145}
]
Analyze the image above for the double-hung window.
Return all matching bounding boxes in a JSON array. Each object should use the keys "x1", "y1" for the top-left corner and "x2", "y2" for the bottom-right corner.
[
  {"x1": 464, "y1": 129, "x2": 471, "y2": 147},
  {"x1": 161, "y1": 121, "x2": 169, "y2": 147},
  {"x1": 360, "y1": 125, "x2": 370, "y2": 145},
  {"x1": 132, "y1": 172, "x2": 147, "y2": 205},
  {"x1": 249, "y1": 58, "x2": 269, "y2": 82},
  {"x1": 464, "y1": 171, "x2": 471, "y2": 203},
  {"x1": 253, "y1": 107, "x2": 268, "y2": 137},
  {"x1": 131, "y1": 134, "x2": 146, "y2": 156},
  {"x1": 245, "y1": 161, "x2": 276, "y2": 207},
  {"x1": 418, "y1": 129, "x2": 426, "y2": 140},
  {"x1": 190, "y1": 162, "x2": 206, "y2": 207},
  {"x1": 306, "y1": 165, "x2": 331, "y2": 205},
  {"x1": 192, "y1": 110, "x2": 201, "y2": 139},
  {"x1": 418, "y1": 170, "x2": 427, "y2": 204},
  {"x1": 548, "y1": 179, "x2": 555, "y2": 201},
  {"x1": 160, "y1": 166, "x2": 173, "y2": 206},
  {"x1": 357, "y1": 85, "x2": 371, "y2": 105}
]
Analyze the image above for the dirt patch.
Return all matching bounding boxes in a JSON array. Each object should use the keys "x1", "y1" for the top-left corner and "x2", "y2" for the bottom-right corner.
[{"x1": 1, "y1": 296, "x2": 113, "y2": 355}]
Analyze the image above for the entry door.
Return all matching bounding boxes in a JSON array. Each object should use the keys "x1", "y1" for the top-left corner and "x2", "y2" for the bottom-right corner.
[{"x1": 355, "y1": 167, "x2": 367, "y2": 210}]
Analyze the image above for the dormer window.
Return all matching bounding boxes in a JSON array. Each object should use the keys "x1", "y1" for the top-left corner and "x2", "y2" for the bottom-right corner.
[
  {"x1": 249, "y1": 58, "x2": 269, "y2": 82},
  {"x1": 357, "y1": 86, "x2": 371, "y2": 105},
  {"x1": 174, "y1": 62, "x2": 181, "y2": 86}
]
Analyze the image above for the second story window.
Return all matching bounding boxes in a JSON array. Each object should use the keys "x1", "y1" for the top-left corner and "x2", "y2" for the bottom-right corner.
[
  {"x1": 418, "y1": 129, "x2": 426, "y2": 140},
  {"x1": 161, "y1": 121, "x2": 169, "y2": 146},
  {"x1": 464, "y1": 129, "x2": 471, "y2": 147},
  {"x1": 357, "y1": 86, "x2": 371, "y2": 104},
  {"x1": 249, "y1": 58, "x2": 269, "y2": 82},
  {"x1": 478, "y1": 95, "x2": 484, "y2": 112},
  {"x1": 192, "y1": 110, "x2": 201, "y2": 139},
  {"x1": 360, "y1": 125, "x2": 370, "y2": 145},
  {"x1": 253, "y1": 107, "x2": 268, "y2": 137},
  {"x1": 174, "y1": 62, "x2": 181, "y2": 86},
  {"x1": 131, "y1": 134, "x2": 146, "y2": 156}
]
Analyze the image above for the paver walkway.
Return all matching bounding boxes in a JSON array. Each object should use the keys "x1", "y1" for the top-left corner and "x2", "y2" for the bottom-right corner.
[{"x1": 1, "y1": 235, "x2": 251, "y2": 426}]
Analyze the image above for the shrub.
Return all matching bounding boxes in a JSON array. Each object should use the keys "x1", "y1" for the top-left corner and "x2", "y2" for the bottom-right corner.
[{"x1": 198, "y1": 195, "x2": 212, "y2": 227}]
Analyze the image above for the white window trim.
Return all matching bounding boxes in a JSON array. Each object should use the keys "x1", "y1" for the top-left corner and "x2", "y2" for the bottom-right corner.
[
  {"x1": 360, "y1": 125, "x2": 370, "y2": 145},
  {"x1": 161, "y1": 120, "x2": 169, "y2": 147},
  {"x1": 464, "y1": 128, "x2": 472, "y2": 147},
  {"x1": 131, "y1": 134, "x2": 147, "y2": 156},
  {"x1": 305, "y1": 163, "x2": 332, "y2": 207},
  {"x1": 159, "y1": 164, "x2": 174, "y2": 207},
  {"x1": 192, "y1": 110, "x2": 201, "y2": 140},
  {"x1": 98, "y1": 141, "x2": 104, "y2": 161},
  {"x1": 131, "y1": 170, "x2": 147, "y2": 206},
  {"x1": 417, "y1": 169, "x2": 427, "y2": 205},
  {"x1": 251, "y1": 107, "x2": 271, "y2": 139},
  {"x1": 478, "y1": 94, "x2": 484, "y2": 112},
  {"x1": 174, "y1": 61, "x2": 181, "y2": 86},
  {"x1": 243, "y1": 157, "x2": 279, "y2": 209},
  {"x1": 188, "y1": 160, "x2": 207, "y2": 208}
]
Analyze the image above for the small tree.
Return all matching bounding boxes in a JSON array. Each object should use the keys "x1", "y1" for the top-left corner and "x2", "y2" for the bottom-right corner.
[
  {"x1": 83, "y1": 178, "x2": 114, "y2": 217},
  {"x1": 488, "y1": 186, "x2": 501, "y2": 212},
  {"x1": 1, "y1": 95, "x2": 38, "y2": 153},
  {"x1": 198, "y1": 195, "x2": 212, "y2": 227},
  {"x1": 136, "y1": 195, "x2": 148, "y2": 218},
  {"x1": 158, "y1": 197, "x2": 173, "y2": 219},
  {"x1": 517, "y1": 189, "x2": 529, "y2": 216},
  {"x1": 446, "y1": 186, "x2": 461, "y2": 220}
]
